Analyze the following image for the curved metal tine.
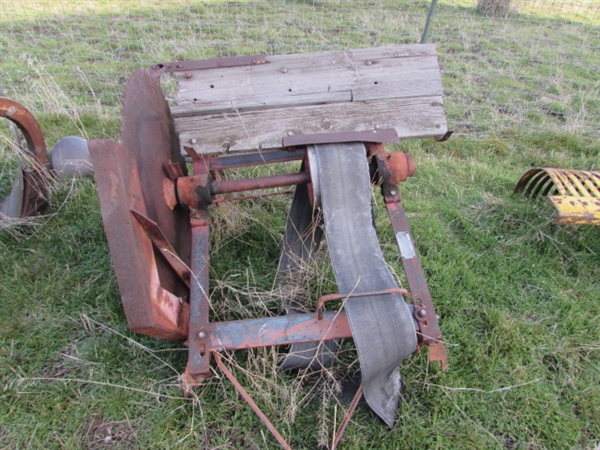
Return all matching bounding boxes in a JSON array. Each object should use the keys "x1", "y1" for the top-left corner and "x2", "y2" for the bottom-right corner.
[
  {"x1": 567, "y1": 170, "x2": 590, "y2": 197},
  {"x1": 528, "y1": 172, "x2": 552, "y2": 198},
  {"x1": 548, "y1": 169, "x2": 579, "y2": 197},
  {"x1": 588, "y1": 171, "x2": 600, "y2": 190},
  {"x1": 514, "y1": 168, "x2": 543, "y2": 195},
  {"x1": 573, "y1": 170, "x2": 600, "y2": 196}
]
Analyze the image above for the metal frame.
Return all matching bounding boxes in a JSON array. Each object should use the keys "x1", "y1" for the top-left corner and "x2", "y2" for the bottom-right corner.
[{"x1": 90, "y1": 134, "x2": 448, "y2": 448}]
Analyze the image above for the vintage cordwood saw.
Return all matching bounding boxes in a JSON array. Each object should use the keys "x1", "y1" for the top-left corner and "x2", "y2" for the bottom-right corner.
[{"x1": 88, "y1": 44, "x2": 449, "y2": 449}]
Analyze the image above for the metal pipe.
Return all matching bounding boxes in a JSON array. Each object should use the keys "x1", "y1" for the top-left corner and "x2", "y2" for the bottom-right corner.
[
  {"x1": 420, "y1": 0, "x2": 439, "y2": 44},
  {"x1": 211, "y1": 171, "x2": 311, "y2": 195}
]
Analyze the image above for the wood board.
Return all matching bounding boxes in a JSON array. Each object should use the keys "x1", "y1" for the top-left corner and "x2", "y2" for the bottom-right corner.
[{"x1": 170, "y1": 44, "x2": 447, "y2": 154}]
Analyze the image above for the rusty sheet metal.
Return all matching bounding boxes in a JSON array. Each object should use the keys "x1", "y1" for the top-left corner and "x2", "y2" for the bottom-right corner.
[
  {"x1": 89, "y1": 139, "x2": 189, "y2": 340},
  {"x1": 120, "y1": 69, "x2": 191, "y2": 298},
  {"x1": 515, "y1": 168, "x2": 600, "y2": 225},
  {"x1": 0, "y1": 97, "x2": 51, "y2": 219}
]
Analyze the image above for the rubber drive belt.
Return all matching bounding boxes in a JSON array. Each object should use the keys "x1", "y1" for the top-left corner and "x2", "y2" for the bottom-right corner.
[{"x1": 310, "y1": 142, "x2": 417, "y2": 427}]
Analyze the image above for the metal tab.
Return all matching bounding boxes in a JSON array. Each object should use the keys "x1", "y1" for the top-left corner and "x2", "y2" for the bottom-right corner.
[{"x1": 150, "y1": 54, "x2": 268, "y2": 77}]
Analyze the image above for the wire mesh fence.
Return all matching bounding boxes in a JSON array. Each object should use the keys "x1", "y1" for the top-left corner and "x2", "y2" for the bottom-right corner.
[{"x1": 1, "y1": 0, "x2": 598, "y2": 139}]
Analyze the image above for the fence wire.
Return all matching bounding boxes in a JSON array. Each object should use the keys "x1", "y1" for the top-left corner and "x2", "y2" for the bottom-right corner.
[{"x1": 1, "y1": 0, "x2": 598, "y2": 139}]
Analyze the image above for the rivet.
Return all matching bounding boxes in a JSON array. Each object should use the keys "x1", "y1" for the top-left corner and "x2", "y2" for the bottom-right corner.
[
  {"x1": 436, "y1": 124, "x2": 441, "y2": 129},
  {"x1": 198, "y1": 331, "x2": 206, "y2": 339},
  {"x1": 287, "y1": 131, "x2": 294, "y2": 136},
  {"x1": 190, "y1": 138, "x2": 197, "y2": 144},
  {"x1": 365, "y1": 60, "x2": 373, "y2": 66},
  {"x1": 374, "y1": 124, "x2": 381, "y2": 130},
  {"x1": 280, "y1": 67, "x2": 288, "y2": 73}
]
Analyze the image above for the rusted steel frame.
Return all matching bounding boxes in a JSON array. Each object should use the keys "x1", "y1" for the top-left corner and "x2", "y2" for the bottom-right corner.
[
  {"x1": 331, "y1": 384, "x2": 364, "y2": 450},
  {"x1": 282, "y1": 129, "x2": 399, "y2": 149},
  {"x1": 213, "y1": 352, "x2": 292, "y2": 450},
  {"x1": 208, "y1": 310, "x2": 352, "y2": 351},
  {"x1": 384, "y1": 201, "x2": 441, "y2": 340},
  {"x1": 149, "y1": 54, "x2": 267, "y2": 78},
  {"x1": 185, "y1": 212, "x2": 212, "y2": 380},
  {"x1": 211, "y1": 171, "x2": 311, "y2": 195},
  {"x1": 206, "y1": 148, "x2": 304, "y2": 171},
  {"x1": 385, "y1": 200, "x2": 448, "y2": 369},
  {"x1": 0, "y1": 97, "x2": 51, "y2": 218},
  {"x1": 315, "y1": 288, "x2": 409, "y2": 320}
]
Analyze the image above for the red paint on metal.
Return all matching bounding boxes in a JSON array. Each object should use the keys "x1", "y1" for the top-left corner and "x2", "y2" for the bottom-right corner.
[
  {"x1": 211, "y1": 171, "x2": 311, "y2": 195},
  {"x1": 385, "y1": 200, "x2": 447, "y2": 369},
  {"x1": 89, "y1": 139, "x2": 189, "y2": 340},
  {"x1": 208, "y1": 310, "x2": 352, "y2": 350}
]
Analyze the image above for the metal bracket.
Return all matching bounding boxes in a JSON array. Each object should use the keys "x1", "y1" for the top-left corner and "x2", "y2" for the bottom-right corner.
[
  {"x1": 149, "y1": 54, "x2": 268, "y2": 78},
  {"x1": 282, "y1": 129, "x2": 399, "y2": 148}
]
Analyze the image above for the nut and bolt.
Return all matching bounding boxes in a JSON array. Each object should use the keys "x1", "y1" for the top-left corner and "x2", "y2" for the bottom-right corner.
[{"x1": 418, "y1": 309, "x2": 427, "y2": 317}]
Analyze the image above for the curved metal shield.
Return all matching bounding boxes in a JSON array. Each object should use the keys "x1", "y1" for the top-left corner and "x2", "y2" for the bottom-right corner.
[{"x1": 120, "y1": 69, "x2": 191, "y2": 296}]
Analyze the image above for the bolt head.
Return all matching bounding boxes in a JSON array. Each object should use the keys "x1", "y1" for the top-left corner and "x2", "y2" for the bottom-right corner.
[
  {"x1": 198, "y1": 331, "x2": 206, "y2": 339},
  {"x1": 418, "y1": 309, "x2": 427, "y2": 317},
  {"x1": 190, "y1": 138, "x2": 197, "y2": 144}
]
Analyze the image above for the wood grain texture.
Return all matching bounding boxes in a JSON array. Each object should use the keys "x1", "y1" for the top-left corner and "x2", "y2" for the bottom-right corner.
[
  {"x1": 170, "y1": 44, "x2": 447, "y2": 154},
  {"x1": 176, "y1": 96, "x2": 447, "y2": 154}
]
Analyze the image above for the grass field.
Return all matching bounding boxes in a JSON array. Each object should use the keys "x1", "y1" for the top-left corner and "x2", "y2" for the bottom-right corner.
[{"x1": 1, "y1": 1, "x2": 599, "y2": 449}]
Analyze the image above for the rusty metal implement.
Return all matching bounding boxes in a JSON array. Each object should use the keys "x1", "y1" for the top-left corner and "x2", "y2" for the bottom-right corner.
[
  {"x1": 0, "y1": 97, "x2": 51, "y2": 220},
  {"x1": 89, "y1": 45, "x2": 449, "y2": 449},
  {"x1": 515, "y1": 168, "x2": 600, "y2": 225}
]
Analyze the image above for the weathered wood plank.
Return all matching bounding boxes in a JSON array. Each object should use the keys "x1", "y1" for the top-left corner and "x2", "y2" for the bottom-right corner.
[
  {"x1": 172, "y1": 44, "x2": 443, "y2": 117},
  {"x1": 175, "y1": 96, "x2": 447, "y2": 154}
]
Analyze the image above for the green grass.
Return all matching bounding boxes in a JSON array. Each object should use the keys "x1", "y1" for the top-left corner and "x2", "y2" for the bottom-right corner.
[{"x1": 1, "y1": 1, "x2": 599, "y2": 449}]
